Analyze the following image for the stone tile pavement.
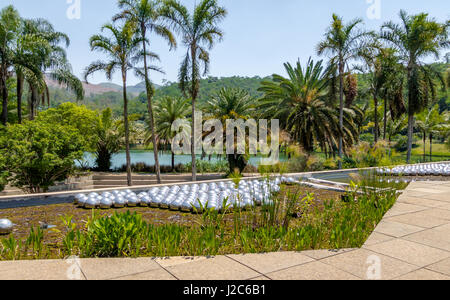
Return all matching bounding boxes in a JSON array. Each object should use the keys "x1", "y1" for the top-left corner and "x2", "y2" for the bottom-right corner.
[{"x1": 0, "y1": 181, "x2": 449, "y2": 280}]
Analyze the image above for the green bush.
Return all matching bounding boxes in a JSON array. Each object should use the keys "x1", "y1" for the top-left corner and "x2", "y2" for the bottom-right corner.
[
  {"x1": 80, "y1": 211, "x2": 148, "y2": 257},
  {"x1": 348, "y1": 141, "x2": 396, "y2": 168},
  {"x1": 0, "y1": 121, "x2": 86, "y2": 193}
]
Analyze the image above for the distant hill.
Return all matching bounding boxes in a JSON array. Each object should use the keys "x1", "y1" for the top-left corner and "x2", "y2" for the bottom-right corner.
[
  {"x1": 46, "y1": 76, "x2": 160, "y2": 97},
  {"x1": 47, "y1": 75, "x2": 268, "y2": 115}
]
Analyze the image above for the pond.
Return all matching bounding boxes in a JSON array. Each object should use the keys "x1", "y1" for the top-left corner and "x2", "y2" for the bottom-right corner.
[{"x1": 78, "y1": 150, "x2": 289, "y2": 169}]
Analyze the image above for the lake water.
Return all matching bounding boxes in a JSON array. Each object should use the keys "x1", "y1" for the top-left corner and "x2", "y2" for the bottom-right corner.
[{"x1": 79, "y1": 151, "x2": 288, "y2": 169}]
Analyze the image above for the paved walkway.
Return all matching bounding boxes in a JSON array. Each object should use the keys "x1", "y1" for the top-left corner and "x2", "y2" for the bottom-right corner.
[{"x1": 0, "y1": 181, "x2": 449, "y2": 280}]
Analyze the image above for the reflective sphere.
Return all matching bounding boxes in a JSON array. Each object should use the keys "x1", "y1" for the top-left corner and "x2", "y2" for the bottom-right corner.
[
  {"x1": 99, "y1": 198, "x2": 113, "y2": 209},
  {"x1": 84, "y1": 198, "x2": 99, "y2": 209},
  {"x1": 140, "y1": 196, "x2": 151, "y2": 207},
  {"x1": 0, "y1": 219, "x2": 14, "y2": 235},
  {"x1": 113, "y1": 197, "x2": 126, "y2": 208},
  {"x1": 127, "y1": 197, "x2": 140, "y2": 207}
]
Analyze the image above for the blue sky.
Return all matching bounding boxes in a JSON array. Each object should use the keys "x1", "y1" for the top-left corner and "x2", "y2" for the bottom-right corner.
[{"x1": 2, "y1": 0, "x2": 449, "y2": 86}]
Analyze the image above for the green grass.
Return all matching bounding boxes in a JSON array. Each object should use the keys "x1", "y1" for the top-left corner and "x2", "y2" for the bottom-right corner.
[{"x1": 411, "y1": 141, "x2": 450, "y2": 157}]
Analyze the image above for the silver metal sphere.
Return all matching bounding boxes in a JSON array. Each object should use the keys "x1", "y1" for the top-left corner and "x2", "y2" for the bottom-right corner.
[
  {"x1": 99, "y1": 198, "x2": 113, "y2": 209},
  {"x1": 84, "y1": 198, "x2": 99, "y2": 209},
  {"x1": 113, "y1": 196, "x2": 126, "y2": 208},
  {"x1": 0, "y1": 219, "x2": 14, "y2": 235}
]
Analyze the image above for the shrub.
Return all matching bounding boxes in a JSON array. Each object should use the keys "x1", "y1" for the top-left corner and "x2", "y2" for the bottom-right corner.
[
  {"x1": 80, "y1": 211, "x2": 148, "y2": 257},
  {"x1": 348, "y1": 141, "x2": 396, "y2": 168},
  {"x1": 0, "y1": 121, "x2": 86, "y2": 193}
]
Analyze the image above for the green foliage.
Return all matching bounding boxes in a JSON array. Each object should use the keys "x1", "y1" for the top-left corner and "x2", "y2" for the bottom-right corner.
[
  {"x1": 347, "y1": 140, "x2": 397, "y2": 168},
  {"x1": 81, "y1": 211, "x2": 148, "y2": 257},
  {"x1": 0, "y1": 120, "x2": 85, "y2": 193},
  {"x1": 36, "y1": 103, "x2": 99, "y2": 151},
  {"x1": 95, "y1": 108, "x2": 126, "y2": 171},
  {"x1": 181, "y1": 159, "x2": 229, "y2": 173}
]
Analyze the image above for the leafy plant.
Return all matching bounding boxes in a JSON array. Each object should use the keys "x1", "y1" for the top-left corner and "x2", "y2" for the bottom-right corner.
[{"x1": 0, "y1": 120, "x2": 86, "y2": 193}]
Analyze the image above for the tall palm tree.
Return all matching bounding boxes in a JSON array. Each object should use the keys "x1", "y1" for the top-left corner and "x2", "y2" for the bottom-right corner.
[
  {"x1": 317, "y1": 14, "x2": 374, "y2": 168},
  {"x1": 203, "y1": 88, "x2": 255, "y2": 173},
  {"x1": 84, "y1": 22, "x2": 143, "y2": 186},
  {"x1": 381, "y1": 10, "x2": 449, "y2": 163},
  {"x1": 146, "y1": 96, "x2": 190, "y2": 171},
  {"x1": 163, "y1": 0, "x2": 227, "y2": 181},
  {"x1": 114, "y1": 0, "x2": 177, "y2": 183},
  {"x1": 258, "y1": 58, "x2": 358, "y2": 155},
  {"x1": 0, "y1": 6, "x2": 22, "y2": 125}
]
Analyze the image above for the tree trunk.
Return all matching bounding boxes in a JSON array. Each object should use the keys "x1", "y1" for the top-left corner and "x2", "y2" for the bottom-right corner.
[
  {"x1": 30, "y1": 85, "x2": 38, "y2": 120},
  {"x1": 122, "y1": 70, "x2": 132, "y2": 186},
  {"x1": 0, "y1": 72, "x2": 8, "y2": 126},
  {"x1": 429, "y1": 133, "x2": 433, "y2": 162},
  {"x1": 406, "y1": 112, "x2": 414, "y2": 163},
  {"x1": 383, "y1": 97, "x2": 387, "y2": 140},
  {"x1": 172, "y1": 151, "x2": 175, "y2": 172},
  {"x1": 191, "y1": 46, "x2": 198, "y2": 181},
  {"x1": 141, "y1": 31, "x2": 162, "y2": 184},
  {"x1": 17, "y1": 73, "x2": 24, "y2": 124},
  {"x1": 338, "y1": 60, "x2": 344, "y2": 169},
  {"x1": 406, "y1": 64, "x2": 414, "y2": 164},
  {"x1": 423, "y1": 132, "x2": 426, "y2": 162},
  {"x1": 374, "y1": 91, "x2": 379, "y2": 143}
]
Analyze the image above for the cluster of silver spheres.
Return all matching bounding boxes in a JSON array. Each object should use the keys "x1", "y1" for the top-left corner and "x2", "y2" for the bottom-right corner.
[
  {"x1": 377, "y1": 163, "x2": 450, "y2": 177},
  {"x1": 0, "y1": 219, "x2": 14, "y2": 235},
  {"x1": 74, "y1": 177, "x2": 298, "y2": 212}
]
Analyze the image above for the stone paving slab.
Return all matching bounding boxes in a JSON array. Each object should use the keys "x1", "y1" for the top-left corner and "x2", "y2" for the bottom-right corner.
[{"x1": 1, "y1": 181, "x2": 450, "y2": 280}]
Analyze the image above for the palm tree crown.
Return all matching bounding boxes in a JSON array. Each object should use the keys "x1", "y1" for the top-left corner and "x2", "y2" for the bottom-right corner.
[{"x1": 259, "y1": 58, "x2": 358, "y2": 154}]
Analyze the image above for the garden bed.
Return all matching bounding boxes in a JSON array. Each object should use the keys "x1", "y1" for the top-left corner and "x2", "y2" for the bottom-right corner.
[{"x1": 0, "y1": 178, "x2": 403, "y2": 261}]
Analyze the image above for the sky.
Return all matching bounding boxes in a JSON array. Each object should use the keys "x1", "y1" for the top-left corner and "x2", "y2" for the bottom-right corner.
[{"x1": 2, "y1": 0, "x2": 449, "y2": 86}]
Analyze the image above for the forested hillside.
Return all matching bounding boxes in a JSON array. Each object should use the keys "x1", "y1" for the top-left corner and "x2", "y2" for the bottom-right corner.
[{"x1": 45, "y1": 75, "x2": 268, "y2": 117}]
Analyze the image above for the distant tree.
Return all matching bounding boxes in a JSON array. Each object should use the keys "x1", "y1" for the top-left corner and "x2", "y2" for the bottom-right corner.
[
  {"x1": 416, "y1": 105, "x2": 448, "y2": 161},
  {"x1": 148, "y1": 96, "x2": 190, "y2": 171},
  {"x1": 358, "y1": 47, "x2": 404, "y2": 142},
  {"x1": 203, "y1": 88, "x2": 254, "y2": 173},
  {"x1": 95, "y1": 108, "x2": 126, "y2": 171}
]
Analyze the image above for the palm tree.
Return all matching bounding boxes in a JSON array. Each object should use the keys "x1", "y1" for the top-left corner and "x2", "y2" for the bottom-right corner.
[
  {"x1": 258, "y1": 58, "x2": 358, "y2": 155},
  {"x1": 0, "y1": 6, "x2": 23, "y2": 125},
  {"x1": 20, "y1": 18, "x2": 84, "y2": 121},
  {"x1": 163, "y1": 0, "x2": 227, "y2": 181},
  {"x1": 203, "y1": 88, "x2": 255, "y2": 173},
  {"x1": 95, "y1": 108, "x2": 126, "y2": 171},
  {"x1": 84, "y1": 22, "x2": 143, "y2": 186},
  {"x1": 114, "y1": 0, "x2": 177, "y2": 183},
  {"x1": 416, "y1": 105, "x2": 448, "y2": 161},
  {"x1": 317, "y1": 14, "x2": 374, "y2": 168},
  {"x1": 146, "y1": 96, "x2": 190, "y2": 171},
  {"x1": 381, "y1": 10, "x2": 449, "y2": 163},
  {"x1": 358, "y1": 47, "x2": 404, "y2": 142},
  {"x1": 385, "y1": 113, "x2": 408, "y2": 145}
]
